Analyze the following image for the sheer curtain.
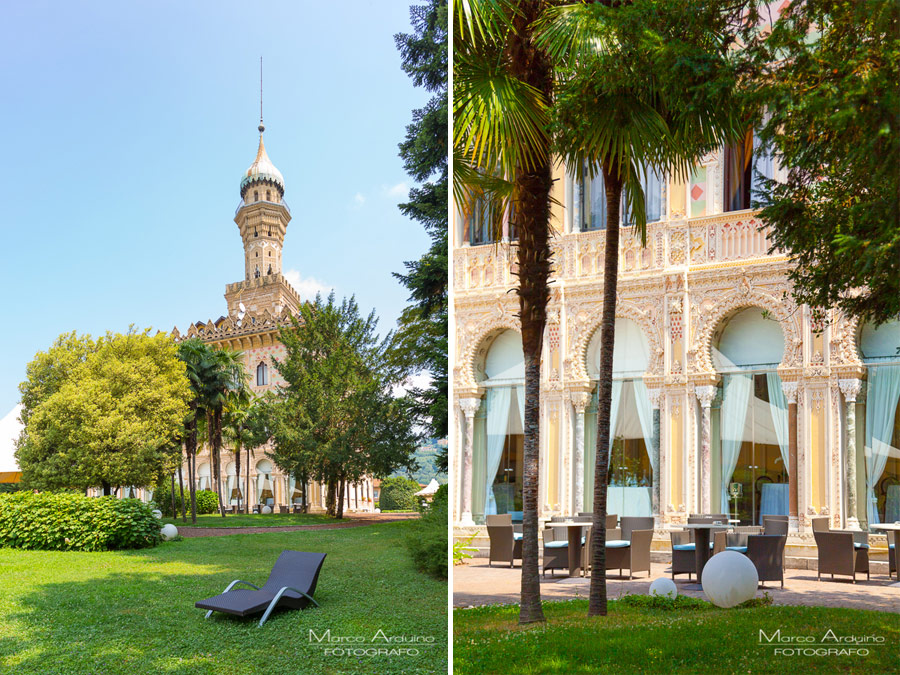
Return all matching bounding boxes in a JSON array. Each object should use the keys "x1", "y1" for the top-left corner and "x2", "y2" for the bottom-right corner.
[
  {"x1": 721, "y1": 373, "x2": 753, "y2": 511},
  {"x1": 865, "y1": 365, "x2": 900, "y2": 524},
  {"x1": 752, "y1": 132, "x2": 775, "y2": 202},
  {"x1": 766, "y1": 372, "x2": 790, "y2": 471},
  {"x1": 633, "y1": 379, "x2": 656, "y2": 474},
  {"x1": 516, "y1": 386, "x2": 525, "y2": 437},
  {"x1": 608, "y1": 380, "x2": 624, "y2": 466},
  {"x1": 582, "y1": 382, "x2": 622, "y2": 511},
  {"x1": 484, "y1": 387, "x2": 512, "y2": 515}
]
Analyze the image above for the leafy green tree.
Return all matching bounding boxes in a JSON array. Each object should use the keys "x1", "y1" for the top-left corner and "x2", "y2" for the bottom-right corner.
[
  {"x1": 394, "y1": 0, "x2": 449, "y2": 461},
  {"x1": 16, "y1": 330, "x2": 191, "y2": 494},
  {"x1": 739, "y1": 0, "x2": 899, "y2": 323},
  {"x1": 271, "y1": 293, "x2": 420, "y2": 518},
  {"x1": 380, "y1": 475, "x2": 421, "y2": 511},
  {"x1": 176, "y1": 338, "x2": 214, "y2": 523}
]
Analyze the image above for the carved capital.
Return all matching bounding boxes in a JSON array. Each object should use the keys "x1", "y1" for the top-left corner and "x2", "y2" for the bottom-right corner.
[
  {"x1": 838, "y1": 378, "x2": 863, "y2": 403},
  {"x1": 459, "y1": 397, "x2": 481, "y2": 419},
  {"x1": 570, "y1": 391, "x2": 592, "y2": 414},
  {"x1": 694, "y1": 385, "x2": 717, "y2": 408},
  {"x1": 781, "y1": 381, "x2": 799, "y2": 405}
]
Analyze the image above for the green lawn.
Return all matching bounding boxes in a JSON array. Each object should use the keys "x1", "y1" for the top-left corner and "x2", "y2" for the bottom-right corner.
[
  {"x1": 162, "y1": 512, "x2": 338, "y2": 528},
  {"x1": 0, "y1": 521, "x2": 446, "y2": 674},
  {"x1": 454, "y1": 597, "x2": 899, "y2": 674}
]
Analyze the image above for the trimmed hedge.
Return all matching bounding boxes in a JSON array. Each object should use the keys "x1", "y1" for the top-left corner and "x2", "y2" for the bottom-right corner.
[
  {"x1": 405, "y1": 484, "x2": 448, "y2": 579},
  {"x1": 153, "y1": 484, "x2": 219, "y2": 517},
  {"x1": 379, "y1": 476, "x2": 420, "y2": 511},
  {"x1": 0, "y1": 492, "x2": 162, "y2": 551}
]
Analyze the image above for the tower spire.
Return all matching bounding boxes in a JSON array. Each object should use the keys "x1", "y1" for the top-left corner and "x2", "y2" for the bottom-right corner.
[{"x1": 259, "y1": 56, "x2": 264, "y2": 133}]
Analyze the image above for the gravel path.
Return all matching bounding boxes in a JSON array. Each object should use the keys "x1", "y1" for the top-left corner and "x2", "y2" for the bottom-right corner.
[{"x1": 176, "y1": 512, "x2": 419, "y2": 537}]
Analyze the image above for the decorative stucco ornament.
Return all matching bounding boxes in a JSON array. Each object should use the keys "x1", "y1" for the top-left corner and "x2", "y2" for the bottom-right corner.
[{"x1": 701, "y1": 551, "x2": 758, "y2": 608}]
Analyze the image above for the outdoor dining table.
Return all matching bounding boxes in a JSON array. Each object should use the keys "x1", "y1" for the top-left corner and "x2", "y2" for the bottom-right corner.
[
  {"x1": 679, "y1": 522, "x2": 732, "y2": 589},
  {"x1": 869, "y1": 523, "x2": 900, "y2": 588},
  {"x1": 546, "y1": 521, "x2": 588, "y2": 577}
]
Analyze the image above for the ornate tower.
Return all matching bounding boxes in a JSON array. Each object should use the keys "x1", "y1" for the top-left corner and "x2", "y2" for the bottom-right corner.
[{"x1": 224, "y1": 118, "x2": 301, "y2": 318}]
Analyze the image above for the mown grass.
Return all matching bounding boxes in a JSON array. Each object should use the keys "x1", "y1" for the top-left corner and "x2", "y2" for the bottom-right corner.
[
  {"x1": 0, "y1": 521, "x2": 446, "y2": 674},
  {"x1": 162, "y1": 512, "x2": 337, "y2": 528},
  {"x1": 454, "y1": 597, "x2": 899, "y2": 674}
]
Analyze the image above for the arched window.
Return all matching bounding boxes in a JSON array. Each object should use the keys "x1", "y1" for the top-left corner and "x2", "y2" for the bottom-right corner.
[
  {"x1": 254, "y1": 266, "x2": 260, "y2": 279},
  {"x1": 254, "y1": 190, "x2": 258, "y2": 201},
  {"x1": 266, "y1": 190, "x2": 271, "y2": 201},
  {"x1": 267, "y1": 265, "x2": 272, "y2": 275},
  {"x1": 256, "y1": 362, "x2": 268, "y2": 386}
]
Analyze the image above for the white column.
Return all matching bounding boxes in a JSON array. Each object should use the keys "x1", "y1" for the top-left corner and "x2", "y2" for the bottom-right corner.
[
  {"x1": 458, "y1": 397, "x2": 481, "y2": 526},
  {"x1": 782, "y1": 381, "x2": 800, "y2": 532},
  {"x1": 694, "y1": 385, "x2": 717, "y2": 515},
  {"x1": 570, "y1": 391, "x2": 591, "y2": 514},
  {"x1": 839, "y1": 378, "x2": 863, "y2": 530},
  {"x1": 648, "y1": 387, "x2": 662, "y2": 526}
]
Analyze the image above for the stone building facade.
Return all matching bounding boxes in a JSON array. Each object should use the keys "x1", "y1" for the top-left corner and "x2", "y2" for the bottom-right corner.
[
  {"x1": 173, "y1": 121, "x2": 375, "y2": 513},
  {"x1": 452, "y1": 145, "x2": 899, "y2": 533}
]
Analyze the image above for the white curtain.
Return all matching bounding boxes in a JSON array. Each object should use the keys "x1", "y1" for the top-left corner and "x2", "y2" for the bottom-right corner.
[
  {"x1": 484, "y1": 386, "x2": 512, "y2": 515},
  {"x1": 633, "y1": 379, "x2": 656, "y2": 472},
  {"x1": 516, "y1": 386, "x2": 525, "y2": 437},
  {"x1": 257, "y1": 472, "x2": 266, "y2": 504},
  {"x1": 752, "y1": 132, "x2": 775, "y2": 200},
  {"x1": 721, "y1": 373, "x2": 753, "y2": 512},
  {"x1": 865, "y1": 365, "x2": 900, "y2": 524},
  {"x1": 607, "y1": 380, "x2": 624, "y2": 467},
  {"x1": 766, "y1": 372, "x2": 790, "y2": 472}
]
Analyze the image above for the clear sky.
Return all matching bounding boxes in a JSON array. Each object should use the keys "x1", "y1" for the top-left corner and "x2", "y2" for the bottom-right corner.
[{"x1": 0, "y1": 1, "x2": 431, "y2": 415}]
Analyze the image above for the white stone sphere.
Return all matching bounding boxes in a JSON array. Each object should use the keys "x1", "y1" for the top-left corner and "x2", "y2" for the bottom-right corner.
[
  {"x1": 701, "y1": 551, "x2": 758, "y2": 608},
  {"x1": 374, "y1": 508, "x2": 381, "y2": 514},
  {"x1": 151, "y1": 509, "x2": 162, "y2": 519},
  {"x1": 160, "y1": 524, "x2": 178, "y2": 541},
  {"x1": 261, "y1": 505, "x2": 272, "y2": 514},
  {"x1": 649, "y1": 577, "x2": 678, "y2": 599}
]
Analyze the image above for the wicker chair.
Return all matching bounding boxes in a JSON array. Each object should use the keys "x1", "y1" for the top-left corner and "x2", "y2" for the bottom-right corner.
[
  {"x1": 620, "y1": 517, "x2": 654, "y2": 541},
  {"x1": 813, "y1": 530, "x2": 869, "y2": 583},
  {"x1": 811, "y1": 516, "x2": 831, "y2": 532},
  {"x1": 542, "y1": 526, "x2": 570, "y2": 577},
  {"x1": 606, "y1": 529, "x2": 653, "y2": 579},
  {"x1": 487, "y1": 514, "x2": 522, "y2": 568},
  {"x1": 763, "y1": 518, "x2": 789, "y2": 536},
  {"x1": 582, "y1": 526, "x2": 622, "y2": 577},
  {"x1": 670, "y1": 531, "x2": 697, "y2": 580},
  {"x1": 746, "y1": 535, "x2": 787, "y2": 587},
  {"x1": 889, "y1": 530, "x2": 897, "y2": 581}
]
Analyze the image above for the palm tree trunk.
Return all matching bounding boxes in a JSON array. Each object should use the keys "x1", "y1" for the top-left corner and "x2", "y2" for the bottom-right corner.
[
  {"x1": 177, "y1": 463, "x2": 186, "y2": 522},
  {"x1": 588, "y1": 163, "x2": 622, "y2": 617},
  {"x1": 337, "y1": 476, "x2": 346, "y2": 519},
  {"x1": 508, "y1": 0, "x2": 553, "y2": 626},
  {"x1": 213, "y1": 411, "x2": 226, "y2": 518},
  {"x1": 246, "y1": 442, "x2": 251, "y2": 514},
  {"x1": 187, "y1": 409, "x2": 198, "y2": 524},
  {"x1": 234, "y1": 440, "x2": 242, "y2": 514}
]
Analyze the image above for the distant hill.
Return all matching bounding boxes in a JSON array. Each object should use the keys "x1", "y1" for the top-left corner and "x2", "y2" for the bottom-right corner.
[{"x1": 392, "y1": 439, "x2": 447, "y2": 486}]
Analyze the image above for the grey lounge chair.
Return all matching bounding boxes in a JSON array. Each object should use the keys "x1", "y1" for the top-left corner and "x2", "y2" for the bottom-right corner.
[
  {"x1": 196, "y1": 550, "x2": 326, "y2": 626},
  {"x1": 542, "y1": 527, "x2": 570, "y2": 576}
]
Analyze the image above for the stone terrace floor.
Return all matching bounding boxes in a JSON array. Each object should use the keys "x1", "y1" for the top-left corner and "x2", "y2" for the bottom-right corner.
[{"x1": 454, "y1": 559, "x2": 900, "y2": 613}]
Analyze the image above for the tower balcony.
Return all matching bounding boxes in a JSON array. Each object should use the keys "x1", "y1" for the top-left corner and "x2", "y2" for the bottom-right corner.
[{"x1": 235, "y1": 198, "x2": 291, "y2": 217}]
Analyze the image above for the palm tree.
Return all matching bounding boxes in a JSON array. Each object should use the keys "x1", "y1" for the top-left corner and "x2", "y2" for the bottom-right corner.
[
  {"x1": 538, "y1": 0, "x2": 745, "y2": 616},
  {"x1": 456, "y1": 0, "x2": 745, "y2": 622},
  {"x1": 222, "y1": 386, "x2": 253, "y2": 511},
  {"x1": 177, "y1": 338, "x2": 216, "y2": 524},
  {"x1": 454, "y1": 0, "x2": 553, "y2": 625},
  {"x1": 205, "y1": 347, "x2": 248, "y2": 517}
]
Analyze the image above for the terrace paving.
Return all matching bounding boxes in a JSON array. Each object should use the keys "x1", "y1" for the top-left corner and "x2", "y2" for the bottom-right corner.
[{"x1": 454, "y1": 559, "x2": 900, "y2": 613}]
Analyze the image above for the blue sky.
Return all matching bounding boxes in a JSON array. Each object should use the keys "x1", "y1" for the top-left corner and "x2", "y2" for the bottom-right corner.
[{"x1": 0, "y1": 1, "x2": 432, "y2": 415}]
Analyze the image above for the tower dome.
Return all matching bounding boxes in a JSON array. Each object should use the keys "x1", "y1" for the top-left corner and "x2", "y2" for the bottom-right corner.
[{"x1": 240, "y1": 124, "x2": 284, "y2": 198}]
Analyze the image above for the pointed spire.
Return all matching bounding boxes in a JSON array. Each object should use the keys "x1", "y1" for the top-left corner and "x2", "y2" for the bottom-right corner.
[{"x1": 258, "y1": 56, "x2": 265, "y2": 133}]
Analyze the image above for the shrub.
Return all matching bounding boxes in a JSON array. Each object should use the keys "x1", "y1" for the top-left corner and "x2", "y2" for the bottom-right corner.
[
  {"x1": 453, "y1": 531, "x2": 478, "y2": 565},
  {"x1": 379, "y1": 476, "x2": 420, "y2": 511},
  {"x1": 405, "y1": 484, "x2": 447, "y2": 579},
  {"x1": 0, "y1": 492, "x2": 162, "y2": 551},
  {"x1": 153, "y1": 483, "x2": 219, "y2": 517}
]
